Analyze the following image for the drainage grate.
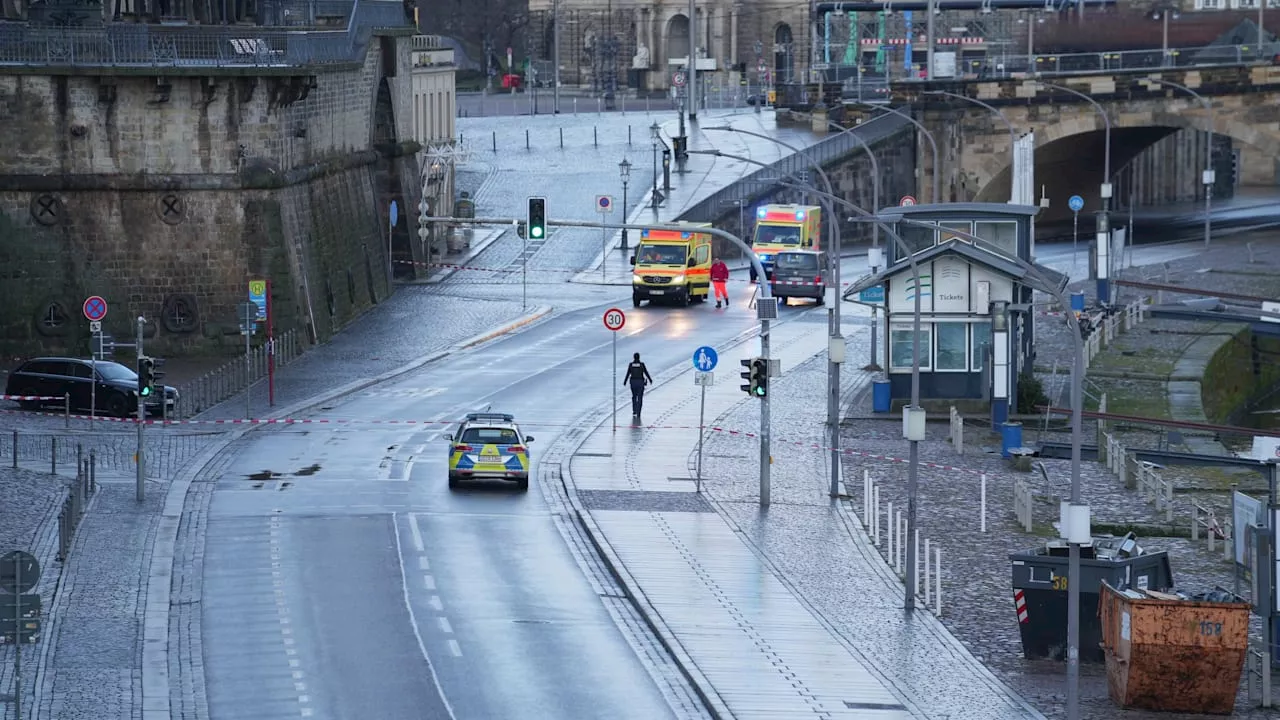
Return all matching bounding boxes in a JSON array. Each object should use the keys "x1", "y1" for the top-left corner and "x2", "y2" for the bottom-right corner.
[
  {"x1": 575, "y1": 452, "x2": 612, "y2": 457},
  {"x1": 843, "y1": 701, "x2": 908, "y2": 711}
]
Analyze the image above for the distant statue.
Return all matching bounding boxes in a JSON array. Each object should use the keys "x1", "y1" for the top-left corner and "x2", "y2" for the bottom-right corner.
[{"x1": 632, "y1": 43, "x2": 650, "y2": 69}]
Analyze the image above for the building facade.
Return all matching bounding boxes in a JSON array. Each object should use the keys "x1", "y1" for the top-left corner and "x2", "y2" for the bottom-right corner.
[
  {"x1": 410, "y1": 34, "x2": 458, "y2": 247},
  {"x1": 524, "y1": 0, "x2": 810, "y2": 92}
]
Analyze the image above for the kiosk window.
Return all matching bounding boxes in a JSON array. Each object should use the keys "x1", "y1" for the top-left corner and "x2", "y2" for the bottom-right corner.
[
  {"x1": 890, "y1": 325, "x2": 932, "y2": 371},
  {"x1": 974, "y1": 221, "x2": 1018, "y2": 256},
  {"x1": 971, "y1": 322, "x2": 992, "y2": 371},
  {"x1": 935, "y1": 322, "x2": 969, "y2": 371}
]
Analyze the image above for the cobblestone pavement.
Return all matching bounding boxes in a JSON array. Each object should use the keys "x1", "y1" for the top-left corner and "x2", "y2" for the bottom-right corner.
[{"x1": 685, "y1": 314, "x2": 1043, "y2": 718}]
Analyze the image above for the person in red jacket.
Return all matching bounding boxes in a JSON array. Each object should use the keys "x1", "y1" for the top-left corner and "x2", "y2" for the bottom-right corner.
[{"x1": 710, "y1": 257, "x2": 730, "y2": 308}]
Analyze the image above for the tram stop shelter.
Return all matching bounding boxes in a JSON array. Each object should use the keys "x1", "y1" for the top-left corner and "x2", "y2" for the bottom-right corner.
[{"x1": 844, "y1": 203, "x2": 1066, "y2": 426}]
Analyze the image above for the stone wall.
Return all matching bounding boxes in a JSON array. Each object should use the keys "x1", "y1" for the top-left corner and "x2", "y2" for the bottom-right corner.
[{"x1": 0, "y1": 32, "x2": 421, "y2": 358}]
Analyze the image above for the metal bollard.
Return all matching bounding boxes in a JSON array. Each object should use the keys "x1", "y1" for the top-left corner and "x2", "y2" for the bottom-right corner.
[
  {"x1": 980, "y1": 473, "x2": 987, "y2": 532},
  {"x1": 872, "y1": 485, "x2": 880, "y2": 546},
  {"x1": 51, "y1": 436, "x2": 57, "y2": 475},
  {"x1": 914, "y1": 528, "x2": 921, "y2": 596},
  {"x1": 1191, "y1": 505, "x2": 1199, "y2": 541},
  {"x1": 628, "y1": 125, "x2": 632, "y2": 146},
  {"x1": 886, "y1": 501, "x2": 894, "y2": 560},
  {"x1": 491, "y1": 131, "x2": 496, "y2": 153},
  {"x1": 559, "y1": 127, "x2": 563, "y2": 148},
  {"x1": 525, "y1": 129, "x2": 529, "y2": 150},
  {"x1": 593, "y1": 126, "x2": 598, "y2": 147},
  {"x1": 90, "y1": 450, "x2": 97, "y2": 494},
  {"x1": 12, "y1": 429, "x2": 17, "y2": 469},
  {"x1": 65, "y1": 392, "x2": 71, "y2": 428},
  {"x1": 924, "y1": 539, "x2": 932, "y2": 605},
  {"x1": 934, "y1": 547, "x2": 943, "y2": 616}
]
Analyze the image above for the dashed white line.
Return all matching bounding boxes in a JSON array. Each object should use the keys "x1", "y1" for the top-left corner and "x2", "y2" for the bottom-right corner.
[
  {"x1": 423, "y1": 575, "x2": 436, "y2": 590},
  {"x1": 301, "y1": 709, "x2": 313, "y2": 718},
  {"x1": 418, "y1": 556, "x2": 430, "y2": 571},
  {"x1": 409, "y1": 513, "x2": 425, "y2": 552},
  {"x1": 437, "y1": 617, "x2": 453, "y2": 634},
  {"x1": 448, "y1": 639, "x2": 462, "y2": 657},
  {"x1": 392, "y1": 512, "x2": 459, "y2": 719},
  {"x1": 295, "y1": 682, "x2": 307, "y2": 692},
  {"x1": 299, "y1": 695, "x2": 310, "y2": 703},
  {"x1": 428, "y1": 595, "x2": 443, "y2": 611}
]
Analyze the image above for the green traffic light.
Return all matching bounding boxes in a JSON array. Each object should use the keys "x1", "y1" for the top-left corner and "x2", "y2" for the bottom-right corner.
[
  {"x1": 140, "y1": 386, "x2": 152, "y2": 397},
  {"x1": 531, "y1": 227, "x2": 544, "y2": 238},
  {"x1": 753, "y1": 386, "x2": 765, "y2": 397}
]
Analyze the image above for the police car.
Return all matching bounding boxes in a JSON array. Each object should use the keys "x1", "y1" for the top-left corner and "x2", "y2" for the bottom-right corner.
[{"x1": 446, "y1": 412, "x2": 535, "y2": 491}]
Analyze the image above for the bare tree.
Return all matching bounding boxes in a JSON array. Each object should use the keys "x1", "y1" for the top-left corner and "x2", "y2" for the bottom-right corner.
[{"x1": 421, "y1": 0, "x2": 531, "y2": 68}]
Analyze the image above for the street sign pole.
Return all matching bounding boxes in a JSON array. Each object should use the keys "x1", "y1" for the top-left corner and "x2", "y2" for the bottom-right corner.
[
  {"x1": 136, "y1": 316, "x2": 145, "y2": 503},
  {"x1": 267, "y1": 278, "x2": 275, "y2": 406},
  {"x1": 1069, "y1": 195, "x2": 1085, "y2": 276},
  {"x1": 90, "y1": 327, "x2": 96, "y2": 426},
  {"x1": 696, "y1": 379, "x2": 707, "y2": 492},
  {"x1": 13, "y1": 559, "x2": 21, "y2": 720},
  {"x1": 691, "y1": 346, "x2": 718, "y2": 493},
  {"x1": 604, "y1": 308, "x2": 626, "y2": 431},
  {"x1": 388, "y1": 200, "x2": 399, "y2": 287}
]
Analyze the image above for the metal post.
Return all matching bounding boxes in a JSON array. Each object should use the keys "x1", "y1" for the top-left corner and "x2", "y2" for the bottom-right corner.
[
  {"x1": 90, "y1": 329, "x2": 96, "y2": 425},
  {"x1": 1072, "y1": 210, "x2": 1079, "y2": 273},
  {"x1": 14, "y1": 558, "x2": 22, "y2": 720},
  {"x1": 244, "y1": 323, "x2": 251, "y2": 420},
  {"x1": 761, "y1": 315, "x2": 771, "y2": 507},
  {"x1": 522, "y1": 224, "x2": 528, "y2": 311},
  {"x1": 696, "y1": 383, "x2": 706, "y2": 492},
  {"x1": 136, "y1": 316, "x2": 145, "y2": 503},
  {"x1": 688, "y1": 0, "x2": 697, "y2": 120},
  {"x1": 926, "y1": 0, "x2": 936, "y2": 79},
  {"x1": 612, "y1": 332, "x2": 617, "y2": 432},
  {"x1": 601, "y1": 224, "x2": 607, "y2": 281},
  {"x1": 552, "y1": 0, "x2": 561, "y2": 114},
  {"x1": 981, "y1": 473, "x2": 988, "y2": 532},
  {"x1": 64, "y1": 393, "x2": 70, "y2": 428},
  {"x1": 830, "y1": 194, "x2": 844, "y2": 498}
]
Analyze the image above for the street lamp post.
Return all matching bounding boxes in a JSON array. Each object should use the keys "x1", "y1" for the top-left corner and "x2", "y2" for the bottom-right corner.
[
  {"x1": 1150, "y1": 3, "x2": 1180, "y2": 65},
  {"x1": 922, "y1": 91, "x2": 1018, "y2": 202},
  {"x1": 1145, "y1": 78, "x2": 1214, "y2": 248},
  {"x1": 619, "y1": 158, "x2": 632, "y2": 250},
  {"x1": 698, "y1": 128, "x2": 846, "y2": 501},
  {"x1": 846, "y1": 101, "x2": 942, "y2": 205},
  {"x1": 649, "y1": 122, "x2": 661, "y2": 212},
  {"x1": 1037, "y1": 81, "x2": 1112, "y2": 307},
  {"x1": 1033, "y1": 82, "x2": 1106, "y2": 720}
]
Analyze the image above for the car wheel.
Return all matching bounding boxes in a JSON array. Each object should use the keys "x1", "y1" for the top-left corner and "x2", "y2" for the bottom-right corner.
[
  {"x1": 816, "y1": 290, "x2": 825, "y2": 306},
  {"x1": 106, "y1": 393, "x2": 131, "y2": 418},
  {"x1": 448, "y1": 474, "x2": 459, "y2": 490},
  {"x1": 632, "y1": 294, "x2": 642, "y2": 308},
  {"x1": 682, "y1": 289, "x2": 692, "y2": 307},
  {"x1": 516, "y1": 477, "x2": 529, "y2": 492}
]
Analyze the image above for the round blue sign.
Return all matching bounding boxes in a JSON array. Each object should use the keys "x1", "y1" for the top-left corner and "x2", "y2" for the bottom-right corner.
[
  {"x1": 1068, "y1": 195, "x2": 1084, "y2": 213},
  {"x1": 693, "y1": 346, "x2": 718, "y2": 372}
]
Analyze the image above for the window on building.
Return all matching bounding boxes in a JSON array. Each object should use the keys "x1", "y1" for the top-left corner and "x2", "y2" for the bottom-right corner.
[
  {"x1": 938, "y1": 221, "x2": 972, "y2": 244},
  {"x1": 971, "y1": 321, "x2": 992, "y2": 370},
  {"x1": 898, "y1": 223, "x2": 934, "y2": 256},
  {"x1": 890, "y1": 325, "x2": 932, "y2": 371},
  {"x1": 935, "y1": 322, "x2": 969, "y2": 371},
  {"x1": 974, "y1": 221, "x2": 1018, "y2": 257}
]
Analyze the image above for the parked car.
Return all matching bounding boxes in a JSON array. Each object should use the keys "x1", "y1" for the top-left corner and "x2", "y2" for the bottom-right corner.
[
  {"x1": 769, "y1": 249, "x2": 827, "y2": 305},
  {"x1": 4, "y1": 357, "x2": 178, "y2": 418}
]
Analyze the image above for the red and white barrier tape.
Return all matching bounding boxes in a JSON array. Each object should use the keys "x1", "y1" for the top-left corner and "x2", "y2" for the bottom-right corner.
[
  {"x1": 397, "y1": 259, "x2": 861, "y2": 288},
  {"x1": 3, "y1": 407, "x2": 986, "y2": 476},
  {"x1": 1, "y1": 395, "x2": 64, "y2": 401}
]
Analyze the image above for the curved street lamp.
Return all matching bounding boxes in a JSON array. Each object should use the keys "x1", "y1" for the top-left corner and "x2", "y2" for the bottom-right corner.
[
  {"x1": 1143, "y1": 78, "x2": 1214, "y2": 248},
  {"x1": 845, "y1": 101, "x2": 942, "y2": 205},
  {"x1": 923, "y1": 90, "x2": 1019, "y2": 203},
  {"x1": 618, "y1": 158, "x2": 632, "y2": 250}
]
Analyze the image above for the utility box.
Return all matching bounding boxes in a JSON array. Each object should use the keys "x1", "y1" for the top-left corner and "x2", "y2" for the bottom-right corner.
[
  {"x1": 1099, "y1": 581, "x2": 1249, "y2": 714},
  {"x1": 1010, "y1": 535, "x2": 1174, "y2": 663}
]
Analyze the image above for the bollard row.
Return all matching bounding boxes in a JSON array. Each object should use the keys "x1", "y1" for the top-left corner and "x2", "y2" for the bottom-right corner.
[
  {"x1": 948, "y1": 406, "x2": 964, "y2": 456},
  {"x1": 859, "y1": 469, "x2": 946, "y2": 616},
  {"x1": 56, "y1": 446, "x2": 98, "y2": 563}
]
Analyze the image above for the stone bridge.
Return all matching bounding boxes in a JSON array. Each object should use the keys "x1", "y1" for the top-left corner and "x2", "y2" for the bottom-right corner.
[{"x1": 845, "y1": 64, "x2": 1280, "y2": 225}]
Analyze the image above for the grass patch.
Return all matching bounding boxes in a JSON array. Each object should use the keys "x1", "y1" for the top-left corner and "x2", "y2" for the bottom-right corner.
[
  {"x1": 1088, "y1": 346, "x2": 1177, "y2": 378},
  {"x1": 1084, "y1": 378, "x2": 1171, "y2": 419}
]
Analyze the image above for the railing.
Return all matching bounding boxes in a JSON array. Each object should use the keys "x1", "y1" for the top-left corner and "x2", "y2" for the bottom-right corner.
[
  {"x1": 859, "y1": 469, "x2": 944, "y2": 616},
  {"x1": 172, "y1": 328, "x2": 305, "y2": 418},
  {"x1": 678, "y1": 113, "x2": 910, "y2": 225},
  {"x1": 1099, "y1": 431, "x2": 1175, "y2": 523},
  {"x1": 813, "y1": 42, "x2": 1280, "y2": 85},
  {"x1": 1012, "y1": 476, "x2": 1034, "y2": 532},
  {"x1": 1075, "y1": 300, "x2": 1145, "y2": 368},
  {"x1": 0, "y1": 0, "x2": 410, "y2": 69}
]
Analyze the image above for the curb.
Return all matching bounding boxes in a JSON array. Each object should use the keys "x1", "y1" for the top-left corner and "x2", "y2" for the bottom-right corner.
[
  {"x1": 453, "y1": 306, "x2": 552, "y2": 350},
  {"x1": 141, "y1": 305, "x2": 555, "y2": 715},
  {"x1": 553, "y1": 320, "x2": 786, "y2": 720}
]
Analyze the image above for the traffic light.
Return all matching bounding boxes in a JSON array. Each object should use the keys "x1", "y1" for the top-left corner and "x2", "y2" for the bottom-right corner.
[
  {"x1": 137, "y1": 357, "x2": 155, "y2": 397},
  {"x1": 750, "y1": 357, "x2": 769, "y2": 398},
  {"x1": 526, "y1": 197, "x2": 546, "y2": 239},
  {"x1": 740, "y1": 358, "x2": 753, "y2": 396},
  {"x1": 517, "y1": 220, "x2": 527, "y2": 239}
]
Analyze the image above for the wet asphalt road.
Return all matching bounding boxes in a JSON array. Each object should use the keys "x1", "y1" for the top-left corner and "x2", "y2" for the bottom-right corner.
[{"x1": 197, "y1": 267, "x2": 849, "y2": 719}]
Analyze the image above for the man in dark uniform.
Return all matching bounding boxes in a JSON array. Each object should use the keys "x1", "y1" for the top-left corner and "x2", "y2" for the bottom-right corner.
[{"x1": 623, "y1": 352, "x2": 653, "y2": 417}]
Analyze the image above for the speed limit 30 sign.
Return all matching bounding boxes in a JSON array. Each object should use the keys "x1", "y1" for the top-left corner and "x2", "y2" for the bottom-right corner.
[{"x1": 603, "y1": 308, "x2": 626, "y2": 331}]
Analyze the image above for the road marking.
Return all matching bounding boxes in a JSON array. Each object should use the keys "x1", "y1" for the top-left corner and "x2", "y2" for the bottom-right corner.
[
  {"x1": 301, "y1": 709, "x2": 313, "y2": 718},
  {"x1": 292, "y1": 670, "x2": 304, "y2": 680},
  {"x1": 283, "y1": 637, "x2": 295, "y2": 646},
  {"x1": 289, "y1": 658, "x2": 300, "y2": 668},
  {"x1": 298, "y1": 694, "x2": 310, "y2": 704},
  {"x1": 448, "y1": 639, "x2": 462, "y2": 657},
  {"x1": 418, "y1": 556, "x2": 430, "y2": 571},
  {"x1": 391, "y1": 512, "x2": 459, "y2": 719},
  {"x1": 286, "y1": 648, "x2": 297, "y2": 656},
  {"x1": 281, "y1": 626, "x2": 292, "y2": 636},
  {"x1": 423, "y1": 575, "x2": 436, "y2": 590},
  {"x1": 295, "y1": 682, "x2": 307, "y2": 692},
  {"x1": 409, "y1": 513, "x2": 425, "y2": 552},
  {"x1": 428, "y1": 595, "x2": 443, "y2": 611}
]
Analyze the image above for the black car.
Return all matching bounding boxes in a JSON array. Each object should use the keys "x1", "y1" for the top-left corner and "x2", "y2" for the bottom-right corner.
[{"x1": 5, "y1": 357, "x2": 178, "y2": 418}]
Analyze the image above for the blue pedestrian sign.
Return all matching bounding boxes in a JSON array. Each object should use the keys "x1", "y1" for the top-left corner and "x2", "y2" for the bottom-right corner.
[
  {"x1": 693, "y1": 346, "x2": 718, "y2": 372},
  {"x1": 390, "y1": 200, "x2": 399, "y2": 227},
  {"x1": 1068, "y1": 195, "x2": 1084, "y2": 213}
]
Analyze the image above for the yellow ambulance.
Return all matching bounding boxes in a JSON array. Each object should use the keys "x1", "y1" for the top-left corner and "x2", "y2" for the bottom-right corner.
[
  {"x1": 630, "y1": 223, "x2": 714, "y2": 307},
  {"x1": 751, "y1": 204, "x2": 822, "y2": 276}
]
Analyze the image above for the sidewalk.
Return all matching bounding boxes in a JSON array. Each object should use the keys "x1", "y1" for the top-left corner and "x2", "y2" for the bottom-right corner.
[
  {"x1": 573, "y1": 110, "x2": 825, "y2": 286},
  {"x1": 558, "y1": 308, "x2": 1041, "y2": 719}
]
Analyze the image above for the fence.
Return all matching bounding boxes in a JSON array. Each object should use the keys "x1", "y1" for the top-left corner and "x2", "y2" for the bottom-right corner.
[
  {"x1": 0, "y1": 0, "x2": 409, "y2": 69},
  {"x1": 1099, "y1": 431, "x2": 1175, "y2": 523},
  {"x1": 172, "y1": 328, "x2": 305, "y2": 418},
  {"x1": 1012, "y1": 476, "x2": 1034, "y2": 533},
  {"x1": 949, "y1": 406, "x2": 964, "y2": 456},
  {"x1": 859, "y1": 469, "x2": 944, "y2": 616},
  {"x1": 1076, "y1": 300, "x2": 1146, "y2": 368}
]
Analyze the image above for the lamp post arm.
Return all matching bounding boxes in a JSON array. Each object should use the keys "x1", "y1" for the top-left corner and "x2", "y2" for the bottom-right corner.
[
  {"x1": 1037, "y1": 82, "x2": 1112, "y2": 181},
  {"x1": 849, "y1": 102, "x2": 942, "y2": 205}
]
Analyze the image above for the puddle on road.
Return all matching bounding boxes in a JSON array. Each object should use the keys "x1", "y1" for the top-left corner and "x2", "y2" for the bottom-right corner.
[
  {"x1": 246, "y1": 470, "x2": 282, "y2": 481},
  {"x1": 244, "y1": 463, "x2": 322, "y2": 482},
  {"x1": 293, "y1": 464, "x2": 322, "y2": 476}
]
